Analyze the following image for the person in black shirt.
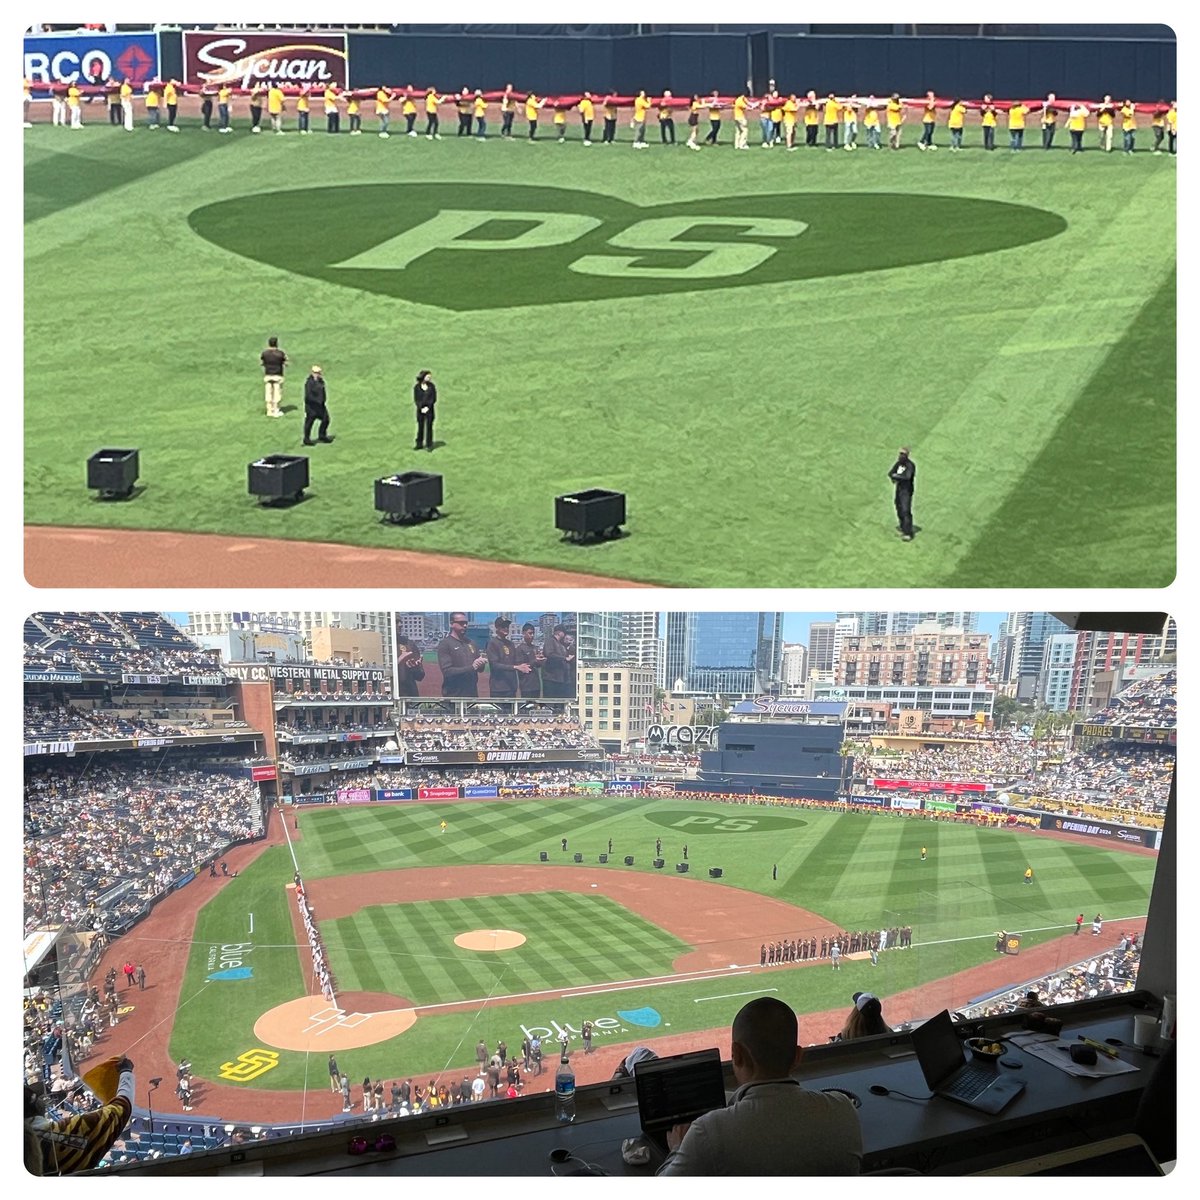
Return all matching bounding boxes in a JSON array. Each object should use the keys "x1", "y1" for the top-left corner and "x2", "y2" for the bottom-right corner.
[
  {"x1": 888, "y1": 447, "x2": 916, "y2": 541},
  {"x1": 436, "y1": 613, "x2": 486, "y2": 696},
  {"x1": 541, "y1": 625, "x2": 575, "y2": 698},
  {"x1": 260, "y1": 336, "x2": 287, "y2": 418},
  {"x1": 513, "y1": 622, "x2": 544, "y2": 698},
  {"x1": 413, "y1": 369, "x2": 436, "y2": 449},
  {"x1": 302, "y1": 365, "x2": 333, "y2": 444},
  {"x1": 396, "y1": 637, "x2": 426, "y2": 696},
  {"x1": 485, "y1": 617, "x2": 520, "y2": 697}
]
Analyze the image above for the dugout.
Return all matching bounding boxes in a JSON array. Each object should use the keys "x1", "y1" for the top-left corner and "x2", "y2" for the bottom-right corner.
[{"x1": 695, "y1": 719, "x2": 845, "y2": 802}]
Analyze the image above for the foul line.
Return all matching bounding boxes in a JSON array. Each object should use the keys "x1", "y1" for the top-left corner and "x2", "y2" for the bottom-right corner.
[
  {"x1": 564, "y1": 971, "x2": 751, "y2": 1000},
  {"x1": 695, "y1": 988, "x2": 777, "y2": 1003}
]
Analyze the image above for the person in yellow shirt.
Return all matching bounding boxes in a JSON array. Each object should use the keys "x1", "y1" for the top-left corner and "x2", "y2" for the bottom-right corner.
[
  {"x1": 525, "y1": 91, "x2": 543, "y2": 139},
  {"x1": 268, "y1": 83, "x2": 286, "y2": 134},
  {"x1": 658, "y1": 90, "x2": 676, "y2": 144},
  {"x1": 424, "y1": 87, "x2": 441, "y2": 139},
  {"x1": 917, "y1": 91, "x2": 938, "y2": 150},
  {"x1": 1151, "y1": 100, "x2": 1168, "y2": 154},
  {"x1": 1066, "y1": 102, "x2": 1088, "y2": 154},
  {"x1": 23, "y1": 76, "x2": 32, "y2": 128},
  {"x1": 455, "y1": 87, "x2": 472, "y2": 137},
  {"x1": 349, "y1": 90, "x2": 365, "y2": 134},
  {"x1": 553, "y1": 102, "x2": 567, "y2": 142},
  {"x1": 1166, "y1": 101, "x2": 1176, "y2": 155},
  {"x1": 163, "y1": 78, "x2": 179, "y2": 131},
  {"x1": 632, "y1": 90, "x2": 650, "y2": 148},
  {"x1": 842, "y1": 94, "x2": 858, "y2": 150},
  {"x1": 324, "y1": 84, "x2": 341, "y2": 134},
  {"x1": 1007, "y1": 100, "x2": 1027, "y2": 151},
  {"x1": 120, "y1": 77, "x2": 135, "y2": 131},
  {"x1": 67, "y1": 82, "x2": 83, "y2": 129},
  {"x1": 886, "y1": 93, "x2": 904, "y2": 150},
  {"x1": 294, "y1": 85, "x2": 308, "y2": 135},
  {"x1": 1120, "y1": 100, "x2": 1136, "y2": 154},
  {"x1": 804, "y1": 92, "x2": 820, "y2": 146},
  {"x1": 685, "y1": 93, "x2": 702, "y2": 149},
  {"x1": 1039, "y1": 92, "x2": 1058, "y2": 150},
  {"x1": 947, "y1": 98, "x2": 966, "y2": 151},
  {"x1": 376, "y1": 85, "x2": 393, "y2": 137},
  {"x1": 144, "y1": 79, "x2": 161, "y2": 129},
  {"x1": 473, "y1": 88, "x2": 488, "y2": 138},
  {"x1": 822, "y1": 92, "x2": 840, "y2": 150},
  {"x1": 499, "y1": 83, "x2": 516, "y2": 137},
  {"x1": 402, "y1": 85, "x2": 418, "y2": 136},
  {"x1": 602, "y1": 92, "x2": 618, "y2": 143},
  {"x1": 703, "y1": 91, "x2": 722, "y2": 145},
  {"x1": 980, "y1": 93, "x2": 997, "y2": 151},
  {"x1": 1096, "y1": 94, "x2": 1114, "y2": 152},
  {"x1": 578, "y1": 91, "x2": 594, "y2": 145},
  {"x1": 733, "y1": 90, "x2": 751, "y2": 150},
  {"x1": 862, "y1": 95, "x2": 881, "y2": 149}
]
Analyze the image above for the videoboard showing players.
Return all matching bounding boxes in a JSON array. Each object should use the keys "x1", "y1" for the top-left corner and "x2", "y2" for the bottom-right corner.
[{"x1": 395, "y1": 612, "x2": 576, "y2": 700}]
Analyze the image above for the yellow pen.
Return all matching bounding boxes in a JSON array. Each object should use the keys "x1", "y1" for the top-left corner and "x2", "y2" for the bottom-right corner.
[{"x1": 1077, "y1": 1035, "x2": 1120, "y2": 1060}]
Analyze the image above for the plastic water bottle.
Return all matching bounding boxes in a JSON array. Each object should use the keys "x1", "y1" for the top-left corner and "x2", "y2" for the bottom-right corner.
[{"x1": 555, "y1": 1054, "x2": 576, "y2": 1123}]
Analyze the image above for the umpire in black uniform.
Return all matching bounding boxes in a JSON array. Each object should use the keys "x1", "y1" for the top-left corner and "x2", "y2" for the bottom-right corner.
[
  {"x1": 302, "y1": 365, "x2": 333, "y2": 444},
  {"x1": 888, "y1": 447, "x2": 916, "y2": 540},
  {"x1": 414, "y1": 369, "x2": 436, "y2": 449}
]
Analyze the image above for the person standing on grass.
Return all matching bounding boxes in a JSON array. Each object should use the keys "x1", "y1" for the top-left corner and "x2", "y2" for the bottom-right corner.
[
  {"x1": 980, "y1": 94, "x2": 997, "y2": 150},
  {"x1": 424, "y1": 87, "x2": 442, "y2": 138},
  {"x1": 402, "y1": 85, "x2": 418, "y2": 135},
  {"x1": 525, "y1": 91, "x2": 543, "y2": 139},
  {"x1": 578, "y1": 91, "x2": 594, "y2": 144},
  {"x1": 248, "y1": 83, "x2": 264, "y2": 133},
  {"x1": 473, "y1": 88, "x2": 487, "y2": 138},
  {"x1": 499, "y1": 83, "x2": 516, "y2": 136},
  {"x1": 260, "y1": 336, "x2": 287, "y2": 419},
  {"x1": 217, "y1": 82, "x2": 232, "y2": 133},
  {"x1": 413, "y1": 369, "x2": 436, "y2": 450},
  {"x1": 302, "y1": 364, "x2": 333, "y2": 445},
  {"x1": 268, "y1": 82, "x2": 285, "y2": 134},
  {"x1": 888, "y1": 447, "x2": 916, "y2": 541}
]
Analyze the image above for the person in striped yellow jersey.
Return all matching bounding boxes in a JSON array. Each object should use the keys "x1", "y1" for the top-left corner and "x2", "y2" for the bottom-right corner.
[
  {"x1": 702, "y1": 91, "x2": 722, "y2": 144},
  {"x1": 553, "y1": 101, "x2": 567, "y2": 142},
  {"x1": 163, "y1": 78, "x2": 179, "y2": 130},
  {"x1": 822, "y1": 92, "x2": 840, "y2": 150},
  {"x1": 886, "y1": 93, "x2": 904, "y2": 149},
  {"x1": 686, "y1": 94, "x2": 702, "y2": 149},
  {"x1": 782, "y1": 94, "x2": 798, "y2": 149},
  {"x1": 294, "y1": 85, "x2": 309, "y2": 134},
  {"x1": 804, "y1": 92, "x2": 820, "y2": 146},
  {"x1": 1039, "y1": 92, "x2": 1058, "y2": 149},
  {"x1": 732, "y1": 89, "x2": 751, "y2": 150},
  {"x1": 578, "y1": 91, "x2": 594, "y2": 144},
  {"x1": 1066, "y1": 102, "x2": 1088, "y2": 154},
  {"x1": 632, "y1": 89, "x2": 650, "y2": 148},
  {"x1": 403, "y1": 85, "x2": 418, "y2": 135},
  {"x1": 917, "y1": 91, "x2": 938, "y2": 150},
  {"x1": 144, "y1": 78, "x2": 161, "y2": 129},
  {"x1": 499, "y1": 83, "x2": 516, "y2": 137},
  {"x1": 947, "y1": 98, "x2": 966, "y2": 150},
  {"x1": 455, "y1": 87, "x2": 472, "y2": 137},
  {"x1": 376, "y1": 85, "x2": 393, "y2": 137},
  {"x1": 525, "y1": 91, "x2": 543, "y2": 139},
  {"x1": 67, "y1": 82, "x2": 83, "y2": 129},
  {"x1": 1096, "y1": 94, "x2": 1114, "y2": 152},
  {"x1": 347, "y1": 90, "x2": 362, "y2": 134},
  {"x1": 602, "y1": 92, "x2": 618, "y2": 143},
  {"x1": 1007, "y1": 99, "x2": 1027, "y2": 150},
  {"x1": 659, "y1": 90, "x2": 676, "y2": 144},
  {"x1": 842, "y1": 94, "x2": 858, "y2": 150},
  {"x1": 1166, "y1": 101, "x2": 1176, "y2": 154},
  {"x1": 1151, "y1": 100, "x2": 1168, "y2": 154},
  {"x1": 23, "y1": 77, "x2": 32, "y2": 128},
  {"x1": 862, "y1": 95, "x2": 881, "y2": 149},
  {"x1": 472, "y1": 89, "x2": 487, "y2": 138},
  {"x1": 424, "y1": 87, "x2": 441, "y2": 138},
  {"x1": 249, "y1": 83, "x2": 265, "y2": 133},
  {"x1": 121, "y1": 77, "x2": 135, "y2": 130},
  {"x1": 1120, "y1": 100, "x2": 1136, "y2": 153},
  {"x1": 324, "y1": 84, "x2": 341, "y2": 134},
  {"x1": 268, "y1": 83, "x2": 286, "y2": 134},
  {"x1": 980, "y1": 93, "x2": 997, "y2": 150}
]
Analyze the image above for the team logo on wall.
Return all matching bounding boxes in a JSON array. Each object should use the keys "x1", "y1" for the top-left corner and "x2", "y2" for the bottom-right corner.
[
  {"x1": 189, "y1": 184, "x2": 1066, "y2": 311},
  {"x1": 182, "y1": 30, "x2": 347, "y2": 89}
]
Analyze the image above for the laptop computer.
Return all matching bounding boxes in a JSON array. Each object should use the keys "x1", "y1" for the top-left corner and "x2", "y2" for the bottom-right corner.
[
  {"x1": 910, "y1": 1009, "x2": 1026, "y2": 1114},
  {"x1": 633, "y1": 1048, "x2": 729, "y2": 1155}
]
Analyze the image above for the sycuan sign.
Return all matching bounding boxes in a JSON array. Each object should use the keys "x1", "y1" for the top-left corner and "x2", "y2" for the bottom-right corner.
[{"x1": 182, "y1": 31, "x2": 347, "y2": 89}]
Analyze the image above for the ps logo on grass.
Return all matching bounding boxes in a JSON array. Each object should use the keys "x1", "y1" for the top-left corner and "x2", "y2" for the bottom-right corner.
[{"x1": 189, "y1": 184, "x2": 1066, "y2": 311}]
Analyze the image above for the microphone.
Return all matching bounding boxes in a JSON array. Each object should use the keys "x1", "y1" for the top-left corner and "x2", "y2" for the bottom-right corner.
[{"x1": 149, "y1": 1078, "x2": 163, "y2": 1087}]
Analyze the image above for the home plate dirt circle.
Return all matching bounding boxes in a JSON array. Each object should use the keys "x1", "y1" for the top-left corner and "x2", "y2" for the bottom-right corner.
[
  {"x1": 454, "y1": 929, "x2": 527, "y2": 951},
  {"x1": 255, "y1": 993, "x2": 417, "y2": 1052}
]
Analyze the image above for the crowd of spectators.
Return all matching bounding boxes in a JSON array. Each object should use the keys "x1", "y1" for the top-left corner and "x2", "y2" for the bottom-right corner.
[
  {"x1": 370, "y1": 766, "x2": 604, "y2": 791},
  {"x1": 24, "y1": 757, "x2": 264, "y2": 934},
  {"x1": 1005, "y1": 745, "x2": 1172, "y2": 815},
  {"x1": 863, "y1": 738, "x2": 1043, "y2": 782},
  {"x1": 277, "y1": 684, "x2": 391, "y2": 702},
  {"x1": 24, "y1": 701, "x2": 248, "y2": 742},
  {"x1": 25, "y1": 614, "x2": 221, "y2": 678},
  {"x1": 1090, "y1": 670, "x2": 1176, "y2": 728},
  {"x1": 398, "y1": 715, "x2": 599, "y2": 752}
]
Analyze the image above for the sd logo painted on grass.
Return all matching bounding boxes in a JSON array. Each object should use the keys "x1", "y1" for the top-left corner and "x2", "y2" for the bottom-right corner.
[
  {"x1": 218, "y1": 1048, "x2": 280, "y2": 1082},
  {"x1": 649, "y1": 810, "x2": 809, "y2": 834},
  {"x1": 189, "y1": 184, "x2": 1065, "y2": 310}
]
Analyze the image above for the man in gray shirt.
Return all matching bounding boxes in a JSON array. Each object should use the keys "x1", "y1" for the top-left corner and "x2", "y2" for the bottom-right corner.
[{"x1": 657, "y1": 997, "x2": 862, "y2": 1175}]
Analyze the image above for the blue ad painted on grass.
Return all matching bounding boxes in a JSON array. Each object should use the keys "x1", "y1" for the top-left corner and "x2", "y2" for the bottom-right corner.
[
  {"x1": 207, "y1": 966, "x2": 253, "y2": 981},
  {"x1": 617, "y1": 1007, "x2": 663, "y2": 1028},
  {"x1": 24, "y1": 32, "x2": 160, "y2": 90}
]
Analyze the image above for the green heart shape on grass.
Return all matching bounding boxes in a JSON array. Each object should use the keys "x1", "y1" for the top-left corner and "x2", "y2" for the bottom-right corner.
[{"x1": 189, "y1": 183, "x2": 1065, "y2": 310}]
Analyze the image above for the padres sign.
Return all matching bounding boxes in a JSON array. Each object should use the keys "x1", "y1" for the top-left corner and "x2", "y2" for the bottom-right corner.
[{"x1": 219, "y1": 1048, "x2": 280, "y2": 1082}]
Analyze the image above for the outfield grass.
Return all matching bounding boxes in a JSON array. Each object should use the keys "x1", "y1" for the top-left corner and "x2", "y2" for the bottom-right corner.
[
  {"x1": 167, "y1": 799, "x2": 1157, "y2": 1086},
  {"x1": 24, "y1": 124, "x2": 1174, "y2": 585}
]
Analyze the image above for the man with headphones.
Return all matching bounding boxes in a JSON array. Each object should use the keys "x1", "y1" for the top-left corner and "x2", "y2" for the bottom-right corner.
[{"x1": 657, "y1": 998, "x2": 862, "y2": 1175}]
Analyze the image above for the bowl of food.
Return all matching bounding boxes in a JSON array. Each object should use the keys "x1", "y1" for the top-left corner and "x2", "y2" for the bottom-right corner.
[{"x1": 966, "y1": 1037, "x2": 1006, "y2": 1061}]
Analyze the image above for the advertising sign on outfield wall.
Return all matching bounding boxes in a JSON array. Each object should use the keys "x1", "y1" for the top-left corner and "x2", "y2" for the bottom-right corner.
[
  {"x1": 375, "y1": 788, "x2": 415, "y2": 801},
  {"x1": 24, "y1": 31, "x2": 159, "y2": 88},
  {"x1": 336, "y1": 787, "x2": 373, "y2": 804},
  {"x1": 1040, "y1": 814, "x2": 1156, "y2": 847},
  {"x1": 464, "y1": 786, "x2": 500, "y2": 798},
  {"x1": 407, "y1": 748, "x2": 598, "y2": 766},
  {"x1": 250, "y1": 764, "x2": 277, "y2": 781},
  {"x1": 890, "y1": 795, "x2": 923, "y2": 810},
  {"x1": 182, "y1": 30, "x2": 348, "y2": 89},
  {"x1": 418, "y1": 786, "x2": 460, "y2": 800},
  {"x1": 849, "y1": 793, "x2": 888, "y2": 807},
  {"x1": 224, "y1": 663, "x2": 385, "y2": 684},
  {"x1": 24, "y1": 671, "x2": 84, "y2": 683}
]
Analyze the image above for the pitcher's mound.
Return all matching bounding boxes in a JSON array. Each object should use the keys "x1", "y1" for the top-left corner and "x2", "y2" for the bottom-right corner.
[
  {"x1": 454, "y1": 929, "x2": 526, "y2": 951},
  {"x1": 255, "y1": 993, "x2": 417, "y2": 1051}
]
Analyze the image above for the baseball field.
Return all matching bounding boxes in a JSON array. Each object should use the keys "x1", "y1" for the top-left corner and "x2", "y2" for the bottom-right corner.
[
  {"x1": 23, "y1": 118, "x2": 1175, "y2": 586},
  {"x1": 138, "y1": 796, "x2": 1156, "y2": 1103}
]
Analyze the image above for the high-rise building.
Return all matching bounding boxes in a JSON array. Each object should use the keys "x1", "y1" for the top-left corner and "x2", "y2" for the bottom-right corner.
[
  {"x1": 1069, "y1": 620, "x2": 1176, "y2": 713},
  {"x1": 1041, "y1": 633, "x2": 1078, "y2": 711},
  {"x1": 578, "y1": 663, "x2": 655, "y2": 750},
  {"x1": 838, "y1": 624, "x2": 991, "y2": 687},
  {"x1": 781, "y1": 643, "x2": 809, "y2": 691},
  {"x1": 188, "y1": 611, "x2": 394, "y2": 672},
  {"x1": 662, "y1": 612, "x2": 694, "y2": 691},
  {"x1": 688, "y1": 612, "x2": 783, "y2": 694},
  {"x1": 1010, "y1": 612, "x2": 1073, "y2": 682},
  {"x1": 808, "y1": 621, "x2": 836, "y2": 673},
  {"x1": 833, "y1": 614, "x2": 860, "y2": 672},
  {"x1": 620, "y1": 613, "x2": 662, "y2": 689},
  {"x1": 575, "y1": 612, "x2": 622, "y2": 662}
]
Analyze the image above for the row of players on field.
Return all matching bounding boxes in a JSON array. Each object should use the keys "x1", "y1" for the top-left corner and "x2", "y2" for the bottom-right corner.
[{"x1": 27, "y1": 79, "x2": 1179, "y2": 151}]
